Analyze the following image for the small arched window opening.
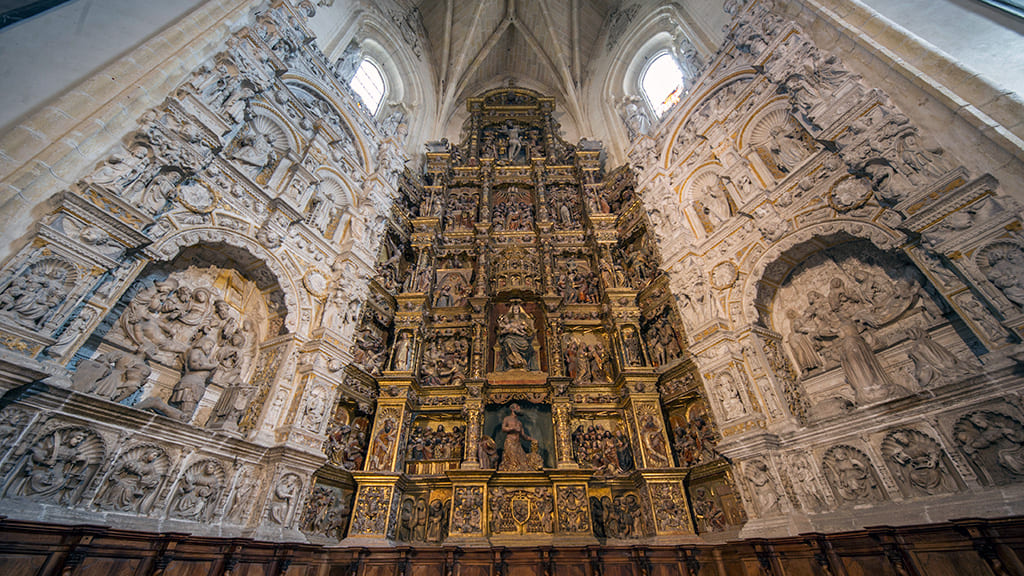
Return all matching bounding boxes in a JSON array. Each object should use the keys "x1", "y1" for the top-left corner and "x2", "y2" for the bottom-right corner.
[
  {"x1": 350, "y1": 58, "x2": 386, "y2": 115},
  {"x1": 641, "y1": 51, "x2": 685, "y2": 117}
]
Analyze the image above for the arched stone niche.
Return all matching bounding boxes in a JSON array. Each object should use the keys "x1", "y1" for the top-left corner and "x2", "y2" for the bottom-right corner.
[
  {"x1": 664, "y1": 71, "x2": 758, "y2": 169},
  {"x1": 742, "y1": 221, "x2": 902, "y2": 329},
  {"x1": 76, "y1": 240, "x2": 294, "y2": 434},
  {"x1": 149, "y1": 229, "x2": 303, "y2": 334},
  {"x1": 751, "y1": 231, "x2": 978, "y2": 419},
  {"x1": 283, "y1": 77, "x2": 370, "y2": 170}
]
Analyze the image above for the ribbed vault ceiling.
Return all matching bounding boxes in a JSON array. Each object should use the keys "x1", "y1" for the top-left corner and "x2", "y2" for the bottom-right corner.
[{"x1": 417, "y1": 0, "x2": 621, "y2": 130}]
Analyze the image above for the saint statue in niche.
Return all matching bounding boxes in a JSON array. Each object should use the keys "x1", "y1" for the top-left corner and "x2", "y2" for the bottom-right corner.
[
  {"x1": 495, "y1": 301, "x2": 539, "y2": 371},
  {"x1": 483, "y1": 402, "x2": 554, "y2": 471},
  {"x1": 498, "y1": 404, "x2": 544, "y2": 472}
]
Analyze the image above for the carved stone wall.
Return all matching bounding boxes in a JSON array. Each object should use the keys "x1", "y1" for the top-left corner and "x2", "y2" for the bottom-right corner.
[
  {"x1": 0, "y1": 1, "x2": 403, "y2": 541},
  {"x1": 629, "y1": 0, "x2": 1024, "y2": 538},
  {"x1": 0, "y1": 0, "x2": 1021, "y2": 548}
]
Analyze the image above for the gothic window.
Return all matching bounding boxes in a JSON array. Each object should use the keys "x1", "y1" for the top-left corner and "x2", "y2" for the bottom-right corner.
[
  {"x1": 978, "y1": 0, "x2": 1024, "y2": 19},
  {"x1": 640, "y1": 51, "x2": 685, "y2": 117},
  {"x1": 350, "y1": 58, "x2": 386, "y2": 115}
]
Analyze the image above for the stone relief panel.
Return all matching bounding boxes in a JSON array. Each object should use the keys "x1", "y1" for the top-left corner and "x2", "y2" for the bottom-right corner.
[
  {"x1": 976, "y1": 241, "x2": 1024, "y2": 316},
  {"x1": 450, "y1": 486, "x2": 485, "y2": 536},
  {"x1": 649, "y1": 481, "x2": 692, "y2": 534},
  {"x1": 641, "y1": 306, "x2": 684, "y2": 369},
  {"x1": 589, "y1": 487, "x2": 650, "y2": 540},
  {"x1": 489, "y1": 486, "x2": 554, "y2": 535},
  {"x1": 404, "y1": 418, "x2": 464, "y2": 475},
  {"x1": 266, "y1": 471, "x2": 303, "y2": 527},
  {"x1": 323, "y1": 406, "x2": 371, "y2": 471},
  {"x1": 878, "y1": 429, "x2": 961, "y2": 498},
  {"x1": 299, "y1": 482, "x2": 352, "y2": 542},
  {"x1": 420, "y1": 328, "x2": 470, "y2": 386},
  {"x1": 770, "y1": 240, "x2": 965, "y2": 416},
  {"x1": 93, "y1": 443, "x2": 172, "y2": 514},
  {"x1": 668, "y1": 399, "x2": 720, "y2": 468},
  {"x1": 555, "y1": 485, "x2": 590, "y2": 534},
  {"x1": 1, "y1": 426, "x2": 105, "y2": 506},
  {"x1": 749, "y1": 108, "x2": 818, "y2": 180},
  {"x1": 952, "y1": 410, "x2": 1024, "y2": 487},
  {"x1": 0, "y1": 407, "x2": 30, "y2": 459},
  {"x1": 784, "y1": 453, "x2": 831, "y2": 514},
  {"x1": 0, "y1": 257, "x2": 79, "y2": 332},
  {"x1": 366, "y1": 407, "x2": 402, "y2": 472},
  {"x1": 223, "y1": 464, "x2": 264, "y2": 526},
  {"x1": 90, "y1": 265, "x2": 272, "y2": 429},
  {"x1": 570, "y1": 417, "x2": 635, "y2": 477},
  {"x1": 166, "y1": 458, "x2": 227, "y2": 522},
  {"x1": 350, "y1": 485, "x2": 394, "y2": 537},
  {"x1": 821, "y1": 445, "x2": 886, "y2": 506},
  {"x1": 688, "y1": 472, "x2": 747, "y2": 534},
  {"x1": 742, "y1": 459, "x2": 789, "y2": 518},
  {"x1": 562, "y1": 331, "x2": 613, "y2": 385}
]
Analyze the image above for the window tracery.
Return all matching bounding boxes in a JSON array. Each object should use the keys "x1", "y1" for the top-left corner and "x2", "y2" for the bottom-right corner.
[
  {"x1": 349, "y1": 58, "x2": 386, "y2": 115},
  {"x1": 641, "y1": 51, "x2": 686, "y2": 117}
]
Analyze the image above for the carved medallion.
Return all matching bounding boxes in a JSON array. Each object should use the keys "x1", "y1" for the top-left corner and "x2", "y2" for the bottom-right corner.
[
  {"x1": 827, "y1": 174, "x2": 872, "y2": 212},
  {"x1": 303, "y1": 268, "x2": 330, "y2": 298},
  {"x1": 177, "y1": 179, "x2": 219, "y2": 213},
  {"x1": 710, "y1": 261, "x2": 739, "y2": 289}
]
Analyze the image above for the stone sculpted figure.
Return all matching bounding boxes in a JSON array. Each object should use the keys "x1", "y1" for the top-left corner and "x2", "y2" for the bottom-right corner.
[
  {"x1": 906, "y1": 326, "x2": 967, "y2": 387},
  {"x1": 622, "y1": 326, "x2": 643, "y2": 366},
  {"x1": 170, "y1": 460, "x2": 223, "y2": 521},
  {"x1": 619, "y1": 97, "x2": 650, "y2": 141},
  {"x1": 641, "y1": 415, "x2": 671, "y2": 466},
  {"x1": 498, "y1": 404, "x2": 542, "y2": 472},
  {"x1": 6, "y1": 428, "x2": 100, "y2": 505},
  {"x1": 985, "y1": 244, "x2": 1024, "y2": 309},
  {"x1": 823, "y1": 446, "x2": 879, "y2": 504},
  {"x1": 269, "y1": 474, "x2": 300, "y2": 525},
  {"x1": 392, "y1": 331, "x2": 414, "y2": 370},
  {"x1": 95, "y1": 446, "x2": 165, "y2": 513},
  {"x1": 367, "y1": 416, "x2": 397, "y2": 470},
  {"x1": 0, "y1": 261, "x2": 71, "y2": 329},
  {"x1": 478, "y1": 435, "x2": 499, "y2": 469},
  {"x1": 72, "y1": 351, "x2": 152, "y2": 403},
  {"x1": 716, "y1": 372, "x2": 747, "y2": 420},
  {"x1": 784, "y1": 308, "x2": 822, "y2": 376},
  {"x1": 745, "y1": 460, "x2": 783, "y2": 515},
  {"x1": 173, "y1": 338, "x2": 219, "y2": 419},
  {"x1": 496, "y1": 302, "x2": 538, "y2": 371},
  {"x1": 829, "y1": 318, "x2": 897, "y2": 404},
  {"x1": 954, "y1": 411, "x2": 1024, "y2": 485},
  {"x1": 766, "y1": 123, "x2": 807, "y2": 171},
  {"x1": 89, "y1": 144, "x2": 151, "y2": 190},
  {"x1": 789, "y1": 454, "x2": 827, "y2": 512},
  {"x1": 231, "y1": 131, "x2": 276, "y2": 168},
  {"x1": 698, "y1": 175, "x2": 735, "y2": 226}
]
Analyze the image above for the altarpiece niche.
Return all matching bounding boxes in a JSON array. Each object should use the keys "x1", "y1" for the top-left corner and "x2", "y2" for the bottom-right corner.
[{"x1": 326, "y1": 86, "x2": 740, "y2": 545}]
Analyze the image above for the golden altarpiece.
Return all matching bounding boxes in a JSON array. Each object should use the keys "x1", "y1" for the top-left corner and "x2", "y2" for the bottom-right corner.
[{"x1": 329, "y1": 87, "x2": 744, "y2": 545}]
